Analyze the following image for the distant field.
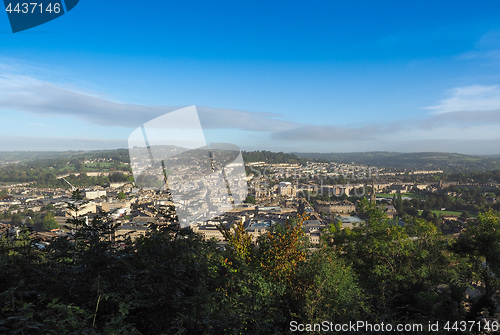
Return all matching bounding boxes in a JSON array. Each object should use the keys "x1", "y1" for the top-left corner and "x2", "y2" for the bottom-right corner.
[
  {"x1": 432, "y1": 210, "x2": 462, "y2": 217},
  {"x1": 418, "y1": 210, "x2": 463, "y2": 217},
  {"x1": 85, "y1": 162, "x2": 114, "y2": 168},
  {"x1": 376, "y1": 193, "x2": 424, "y2": 199},
  {"x1": 376, "y1": 193, "x2": 397, "y2": 198},
  {"x1": 82, "y1": 162, "x2": 130, "y2": 172}
]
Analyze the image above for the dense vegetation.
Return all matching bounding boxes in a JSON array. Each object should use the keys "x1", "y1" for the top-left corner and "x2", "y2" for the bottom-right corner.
[
  {"x1": 0, "y1": 204, "x2": 60, "y2": 232},
  {"x1": 242, "y1": 150, "x2": 307, "y2": 164},
  {"x1": 0, "y1": 150, "x2": 130, "y2": 166},
  {"x1": 445, "y1": 170, "x2": 500, "y2": 183},
  {"x1": 0, "y1": 150, "x2": 131, "y2": 188},
  {"x1": 1, "y1": 194, "x2": 500, "y2": 334}
]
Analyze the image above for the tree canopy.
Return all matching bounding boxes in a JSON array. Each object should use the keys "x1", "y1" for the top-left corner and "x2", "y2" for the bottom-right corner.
[{"x1": 1, "y1": 193, "x2": 500, "y2": 333}]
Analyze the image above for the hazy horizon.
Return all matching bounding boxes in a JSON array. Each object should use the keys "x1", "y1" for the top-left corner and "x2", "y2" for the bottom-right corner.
[{"x1": 1, "y1": 148, "x2": 499, "y2": 157}]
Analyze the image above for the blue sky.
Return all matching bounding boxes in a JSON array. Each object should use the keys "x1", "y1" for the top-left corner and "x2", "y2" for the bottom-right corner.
[{"x1": 1, "y1": 0, "x2": 500, "y2": 154}]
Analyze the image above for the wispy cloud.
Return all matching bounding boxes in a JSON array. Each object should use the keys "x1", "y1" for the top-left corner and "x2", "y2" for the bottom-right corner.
[
  {"x1": 373, "y1": 138, "x2": 500, "y2": 155},
  {"x1": 271, "y1": 124, "x2": 393, "y2": 142},
  {"x1": 0, "y1": 135, "x2": 127, "y2": 151},
  {"x1": 0, "y1": 72, "x2": 298, "y2": 132},
  {"x1": 476, "y1": 30, "x2": 500, "y2": 50},
  {"x1": 273, "y1": 84, "x2": 500, "y2": 143},
  {"x1": 423, "y1": 85, "x2": 500, "y2": 114},
  {"x1": 1, "y1": 67, "x2": 500, "y2": 154},
  {"x1": 0, "y1": 73, "x2": 176, "y2": 127},
  {"x1": 458, "y1": 30, "x2": 500, "y2": 62}
]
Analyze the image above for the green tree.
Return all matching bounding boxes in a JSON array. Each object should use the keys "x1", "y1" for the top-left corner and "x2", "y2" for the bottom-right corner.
[
  {"x1": 330, "y1": 198, "x2": 455, "y2": 321},
  {"x1": 452, "y1": 209, "x2": 500, "y2": 318},
  {"x1": 0, "y1": 189, "x2": 9, "y2": 200},
  {"x1": 257, "y1": 214, "x2": 308, "y2": 285},
  {"x1": 299, "y1": 250, "x2": 368, "y2": 324},
  {"x1": 244, "y1": 195, "x2": 257, "y2": 204},
  {"x1": 41, "y1": 203, "x2": 55, "y2": 212},
  {"x1": 42, "y1": 213, "x2": 59, "y2": 231}
]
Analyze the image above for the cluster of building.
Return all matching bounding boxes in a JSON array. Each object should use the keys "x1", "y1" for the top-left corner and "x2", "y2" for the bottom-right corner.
[{"x1": 2, "y1": 157, "x2": 498, "y2": 247}]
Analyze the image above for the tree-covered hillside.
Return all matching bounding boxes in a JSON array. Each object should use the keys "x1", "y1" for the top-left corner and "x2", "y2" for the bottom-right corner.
[
  {"x1": 0, "y1": 149, "x2": 131, "y2": 187},
  {"x1": 242, "y1": 150, "x2": 307, "y2": 164}
]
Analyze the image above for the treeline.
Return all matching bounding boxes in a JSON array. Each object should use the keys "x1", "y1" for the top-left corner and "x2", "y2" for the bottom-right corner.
[
  {"x1": 0, "y1": 171, "x2": 131, "y2": 189},
  {"x1": 54, "y1": 172, "x2": 131, "y2": 189},
  {"x1": 1, "y1": 196, "x2": 500, "y2": 334},
  {"x1": 0, "y1": 151, "x2": 131, "y2": 185},
  {"x1": 0, "y1": 203, "x2": 59, "y2": 232},
  {"x1": 0, "y1": 149, "x2": 131, "y2": 165},
  {"x1": 445, "y1": 170, "x2": 500, "y2": 184},
  {"x1": 392, "y1": 186, "x2": 500, "y2": 218},
  {"x1": 242, "y1": 150, "x2": 307, "y2": 164}
]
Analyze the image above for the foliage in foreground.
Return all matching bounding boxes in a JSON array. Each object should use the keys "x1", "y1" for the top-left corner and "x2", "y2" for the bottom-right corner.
[{"x1": 1, "y1": 196, "x2": 500, "y2": 334}]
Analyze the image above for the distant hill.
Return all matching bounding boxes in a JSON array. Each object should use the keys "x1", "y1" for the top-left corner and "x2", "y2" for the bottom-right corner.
[
  {"x1": 2, "y1": 149, "x2": 499, "y2": 173},
  {"x1": 293, "y1": 152, "x2": 500, "y2": 172},
  {"x1": 1, "y1": 149, "x2": 305, "y2": 166},
  {"x1": 0, "y1": 149, "x2": 131, "y2": 186},
  {"x1": 242, "y1": 150, "x2": 306, "y2": 164},
  {"x1": 0, "y1": 149, "x2": 130, "y2": 165}
]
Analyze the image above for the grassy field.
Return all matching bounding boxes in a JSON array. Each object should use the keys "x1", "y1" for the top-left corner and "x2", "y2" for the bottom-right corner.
[
  {"x1": 83, "y1": 162, "x2": 130, "y2": 172},
  {"x1": 376, "y1": 193, "x2": 424, "y2": 199},
  {"x1": 84, "y1": 162, "x2": 114, "y2": 168},
  {"x1": 431, "y1": 210, "x2": 463, "y2": 217},
  {"x1": 418, "y1": 210, "x2": 463, "y2": 217}
]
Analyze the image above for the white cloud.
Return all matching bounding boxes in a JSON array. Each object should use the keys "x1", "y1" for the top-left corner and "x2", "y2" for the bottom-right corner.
[
  {"x1": 424, "y1": 85, "x2": 500, "y2": 114},
  {"x1": 271, "y1": 124, "x2": 391, "y2": 142},
  {"x1": 0, "y1": 135, "x2": 127, "y2": 151},
  {"x1": 0, "y1": 72, "x2": 299, "y2": 132},
  {"x1": 1, "y1": 67, "x2": 500, "y2": 154},
  {"x1": 457, "y1": 30, "x2": 500, "y2": 62},
  {"x1": 373, "y1": 138, "x2": 500, "y2": 155},
  {"x1": 476, "y1": 30, "x2": 500, "y2": 50}
]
